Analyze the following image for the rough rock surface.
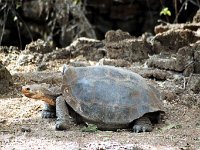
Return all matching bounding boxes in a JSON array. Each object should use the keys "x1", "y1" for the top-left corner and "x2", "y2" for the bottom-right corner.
[
  {"x1": 12, "y1": 38, "x2": 105, "y2": 66},
  {"x1": 136, "y1": 69, "x2": 171, "y2": 81},
  {"x1": 105, "y1": 30, "x2": 133, "y2": 42},
  {"x1": 24, "y1": 39, "x2": 54, "y2": 54},
  {"x1": 147, "y1": 46, "x2": 193, "y2": 72},
  {"x1": 188, "y1": 75, "x2": 200, "y2": 94},
  {"x1": 148, "y1": 40, "x2": 200, "y2": 75},
  {"x1": 193, "y1": 9, "x2": 200, "y2": 23},
  {"x1": 68, "y1": 37, "x2": 105, "y2": 61},
  {"x1": 0, "y1": 61, "x2": 13, "y2": 94},
  {"x1": 98, "y1": 58, "x2": 131, "y2": 67},
  {"x1": 105, "y1": 30, "x2": 151, "y2": 62},
  {"x1": 13, "y1": 71, "x2": 62, "y2": 85},
  {"x1": 152, "y1": 29, "x2": 200, "y2": 54},
  {"x1": 154, "y1": 23, "x2": 200, "y2": 34},
  {"x1": 43, "y1": 37, "x2": 105, "y2": 62},
  {"x1": 193, "y1": 41, "x2": 200, "y2": 73},
  {"x1": 16, "y1": 39, "x2": 54, "y2": 65}
]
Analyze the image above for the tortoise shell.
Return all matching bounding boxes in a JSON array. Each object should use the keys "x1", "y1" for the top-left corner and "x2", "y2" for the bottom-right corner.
[{"x1": 62, "y1": 65, "x2": 164, "y2": 129}]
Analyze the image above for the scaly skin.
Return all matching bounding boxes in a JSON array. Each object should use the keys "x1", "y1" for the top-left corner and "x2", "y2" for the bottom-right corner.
[
  {"x1": 22, "y1": 84, "x2": 57, "y2": 105},
  {"x1": 132, "y1": 116, "x2": 153, "y2": 133},
  {"x1": 22, "y1": 84, "x2": 74, "y2": 129}
]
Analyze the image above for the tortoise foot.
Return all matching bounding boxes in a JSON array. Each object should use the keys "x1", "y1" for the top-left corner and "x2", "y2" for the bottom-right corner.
[
  {"x1": 55, "y1": 119, "x2": 71, "y2": 130},
  {"x1": 42, "y1": 104, "x2": 56, "y2": 118},
  {"x1": 132, "y1": 117, "x2": 153, "y2": 133},
  {"x1": 42, "y1": 110, "x2": 56, "y2": 118}
]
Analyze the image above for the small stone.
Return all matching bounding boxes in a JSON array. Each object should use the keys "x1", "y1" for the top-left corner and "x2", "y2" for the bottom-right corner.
[
  {"x1": 98, "y1": 58, "x2": 131, "y2": 67},
  {"x1": 21, "y1": 127, "x2": 31, "y2": 132},
  {"x1": 69, "y1": 61, "x2": 90, "y2": 67},
  {"x1": 0, "y1": 119, "x2": 7, "y2": 124},
  {"x1": 37, "y1": 63, "x2": 48, "y2": 71}
]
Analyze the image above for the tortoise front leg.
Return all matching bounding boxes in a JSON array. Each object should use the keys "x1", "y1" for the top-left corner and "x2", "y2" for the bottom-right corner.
[
  {"x1": 132, "y1": 116, "x2": 153, "y2": 133},
  {"x1": 55, "y1": 96, "x2": 73, "y2": 130},
  {"x1": 42, "y1": 103, "x2": 56, "y2": 118}
]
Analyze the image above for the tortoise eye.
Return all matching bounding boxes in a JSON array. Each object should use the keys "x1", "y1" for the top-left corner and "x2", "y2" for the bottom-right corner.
[{"x1": 26, "y1": 88, "x2": 30, "y2": 91}]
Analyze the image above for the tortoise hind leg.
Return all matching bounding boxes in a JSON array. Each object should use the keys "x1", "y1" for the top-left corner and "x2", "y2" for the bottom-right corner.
[
  {"x1": 55, "y1": 96, "x2": 73, "y2": 130},
  {"x1": 132, "y1": 116, "x2": 153, "y2": 133},
  {"x1": 42, "y1": 103, "x2": 56, "y2": 118}
]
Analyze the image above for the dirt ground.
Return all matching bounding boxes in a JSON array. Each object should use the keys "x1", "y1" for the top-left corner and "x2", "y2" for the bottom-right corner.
[{"x1": 0, "y1": 55, "x2": 200, "y2": 150}]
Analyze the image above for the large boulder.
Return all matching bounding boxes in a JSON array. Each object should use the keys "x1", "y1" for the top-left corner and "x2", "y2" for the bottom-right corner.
[
  {"x1": 105, "y1": 30, "x2": 151, "y2": 62},
  {"x1": 152, "y1": 29, "x2": 200, "y2": 54},
  {"x1": 0, "y1": 62, "x2": 13, "y2": 94},
  {"x1": 147, "y1": 40, "x2": 200, "y2": 75}
]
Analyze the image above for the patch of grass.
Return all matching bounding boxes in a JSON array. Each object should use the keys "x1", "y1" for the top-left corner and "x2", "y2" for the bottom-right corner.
[{"x1": 81, "y1": 123, "x2": 98, "y2": 132}]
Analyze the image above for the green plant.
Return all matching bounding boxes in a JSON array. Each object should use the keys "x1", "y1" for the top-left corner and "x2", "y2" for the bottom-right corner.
[
  {"x1": 81, "y1": 123, "x2": 98, "y2": 132},
  {"x1": 160, "y1": 0, "x2": 200, "y2": 23},
  {"x1": 160, "y1": 7, "x2": 171, "y2": 16}
]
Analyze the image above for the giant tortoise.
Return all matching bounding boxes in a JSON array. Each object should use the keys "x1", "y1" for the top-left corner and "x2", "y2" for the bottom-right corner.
[{"x1": 22, "y1": 65, "x2": 165, "y2": 132}]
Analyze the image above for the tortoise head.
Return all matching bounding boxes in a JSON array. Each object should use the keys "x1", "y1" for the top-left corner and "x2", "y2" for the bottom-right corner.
[{"x1": 22, "y1": 84, "x2": 56, "y2": 106}]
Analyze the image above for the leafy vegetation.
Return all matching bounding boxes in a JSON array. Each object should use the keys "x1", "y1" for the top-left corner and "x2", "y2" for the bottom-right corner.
[
  {"x1": 81, "y1": 123, "x2": 98, "y2": 132},
  {"x1": 160, "y1": 7, "x2": 171, "y2": 16}
]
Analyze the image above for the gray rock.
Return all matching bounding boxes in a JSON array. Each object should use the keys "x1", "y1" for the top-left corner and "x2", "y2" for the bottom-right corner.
[
  {"x1": 152, "y1": 29, "x2": 200, "y2": 54},
  {"x1": 105, "y1": 30, "x2": 151, "y2": 62},
  {"x1": 154, "y1": 23, "x2": 200, "y2": 34},
  {"x1": 188, "y1": 75, "x2": 200, "y2": 94},
  {"x1": 105, "y1": 29, "x2": 132, "y2": 42},
  {"x1": 37, "y1": 63, "x2": 48, "y2": 71},
  {"x1": 98, "y1": 58, "x2": 131, "y2": 67},
  {"x1": 69, "y1": 37, "x2": 105, "y2": 61},
  {"x1": 147, "y1": 54, "x2": 177, "y2": 71},
  {"x1": 193, "y1": 9, "x2": 200, "y2": 23},
  {"x1": 138, "y1": 69, "x2": 170, "y2": 80},
  {"x1": 193, "y1": 41, "x2": 200, "y2": 73},
  {"x1": 69, "y1": 61, "x2": 91, "y2": 67},
  {"x1": 147, "y1": 45, "x2": 194, "y2": 75},
  {"x1": 13, "y1": 71, "x2": 62, "y2": 85},
  {"x1": 0, "y1": 62, "x2": 13, "y2": 94},
  {"x1": 25, "y1": 39, "x2": 54, "y2": 54},
  {"x1": 16, "y1": 54, "x2": 35, "y2": 65}
]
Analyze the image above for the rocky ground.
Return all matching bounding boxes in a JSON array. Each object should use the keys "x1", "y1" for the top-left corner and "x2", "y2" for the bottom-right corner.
[{"x1": 1, "y1": 22, "x2": 200, "y2": 149}]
